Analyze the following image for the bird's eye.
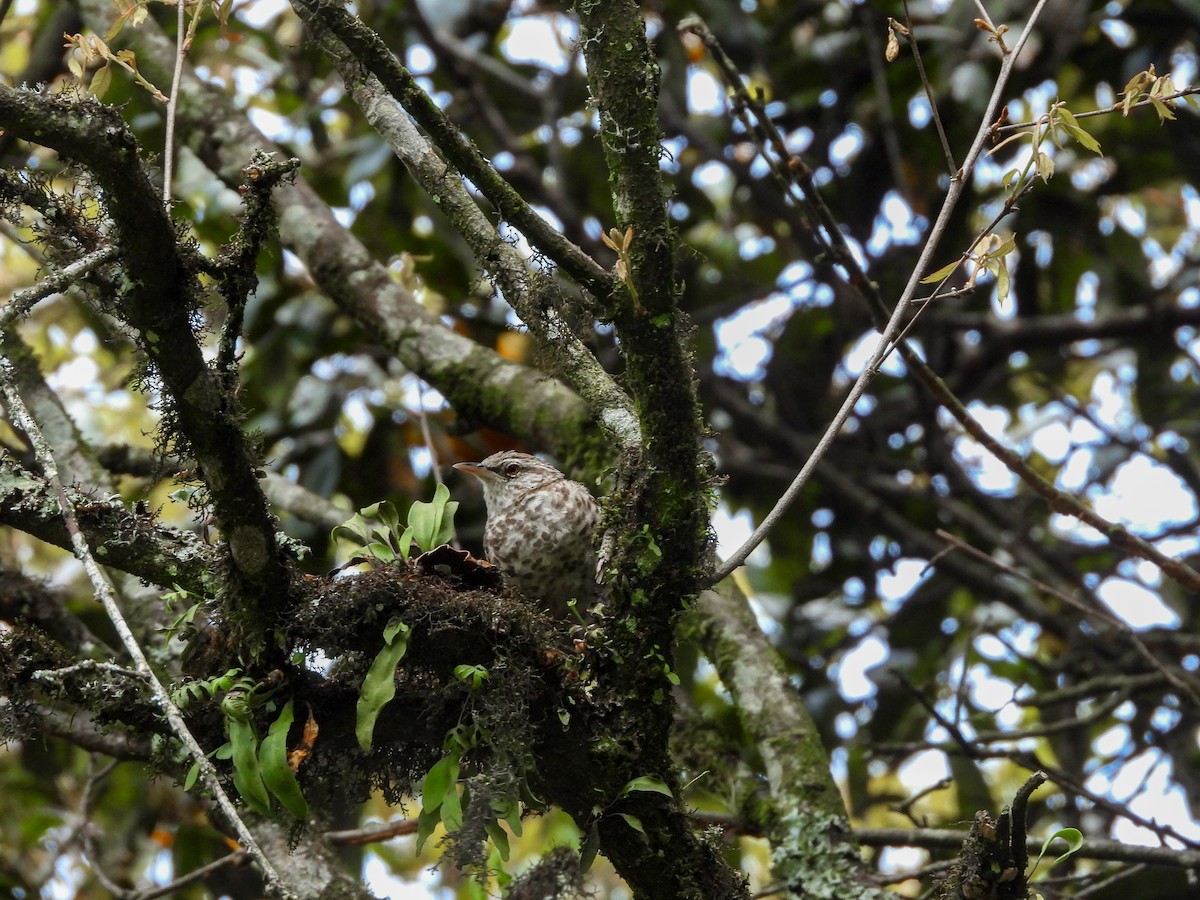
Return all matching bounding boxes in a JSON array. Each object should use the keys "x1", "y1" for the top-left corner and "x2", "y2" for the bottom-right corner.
[{"x1": 505, "y1": 463, "x2": 521, "y2": 477}]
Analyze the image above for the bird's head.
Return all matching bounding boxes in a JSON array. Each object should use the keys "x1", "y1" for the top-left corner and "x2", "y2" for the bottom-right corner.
[{"x1": 453, "y1": 451, "x2": 565, "y2": 514}]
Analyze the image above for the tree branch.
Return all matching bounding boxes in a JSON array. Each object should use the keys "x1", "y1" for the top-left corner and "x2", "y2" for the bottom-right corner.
[
  {"x1": 688, "y1": 582, "x2": 893, "y2": 899},
  {"x1": 286, "y1": 0, "x2": 615, "y2": 302},
  {"x1": 0, "y1": 355, "x2": 295, "y2": 898},
  {"x1": 0, "y1": 84, "x2": 296, "y2": 639},
  {"x1": 294, "y1": 8, "x2": 640, "y2": 448},
  {"x1": 75, "y1": 0, "x2": 606, "y2": 462}
]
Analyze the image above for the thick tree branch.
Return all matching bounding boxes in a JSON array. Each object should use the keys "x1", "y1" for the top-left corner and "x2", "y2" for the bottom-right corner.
[
  {"x1": 75, "y1": 0, "x2": 604, "y2": 462},
  {"x1": 574, "y1": 0, "x2": 710, "y2": 588},
  {"x1": 689, "y1": 582, "x2": 892, "y2": 899},
  {"x1": 0, "y1": 356, "x2": 295, "y2": 898},
  {"x1": 0, "y1": 84, "x2": 295, "y2": 640},
  {"x1": 0, "y1": 454, "x2": 217, "y2": 594},
  {"x1": 286, "y1": 0, "x2": 615, "y2": 302},
  {"x1": 294, "y1": 9, "x2": 640, "y2": 448}
]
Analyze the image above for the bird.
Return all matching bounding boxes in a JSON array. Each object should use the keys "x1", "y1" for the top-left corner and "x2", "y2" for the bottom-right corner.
[{"x1": 453, "y1": 451, "x2": 599, "y2": 618}]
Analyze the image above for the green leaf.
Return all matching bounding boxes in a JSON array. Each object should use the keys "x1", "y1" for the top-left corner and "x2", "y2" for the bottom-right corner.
[
  {"x1": 615, "y1": 812, "x2": 645, "y2": 834},
  {"x1": 1150, "y1": 96, "x2": 1176, "y2": 121},
  {"x1": 1032, "y1": 827, "x2": 1084, "y2": 874},
  {"x1": 90, "y1": 63, "x2": 113, "y2": 99},
  {"x1": 228, "y1": 717, "x2": 272, "y2": 816},
  {"x1": 579, "y1": 822, "x2": 601, "y2": 873},
  {"x1": 996, "y1": 262, "x2": 1011, "y2": 307},
  {"x1": 397, "y1": 525, "x2": 415, "y2": 560},
  {"x1": 355, "y1": 619, "x2": 411, "y2": 751},
  {"x1": 259, "y1": 700, "x2": 308, "y2": 820},
  {"x1": 1056, "y1": 109, "x2": 1102, "y2": 154},
  {"x1": 454, "y1": 664, "x2": 489, "y2": 689},
  {"x1": 921, "y1": 258, "x2": 962, "y2": 284},
  {"x1": 1035, "y1": 151, "x2": 1054, "y2": 183},
  {"x1": 619, "y1": 775, "x2": 673, "y2": 799},
  {"x1": 441, "y1": 781, "x2": 463, "y2": 831},
  {"x1": 382, "y1": 618, "x2": 407, "y2": 644},
  {"x1": 991, "y1": 234, "x2": 1016, "y2": 258},
  {"x1": 484, "y1": 820, "x2": 511, "y2": 861},
  {"x1": 406, "y1": 483, "x2": 459, "y2": 553},
  {"x1": 420, "y1": 753, "x2": 460, "y2": 814},
  {"x1": 377, "y1": 500, "x2": 400, "y2": 532},
  {"x1": 492, "y1": 796, "x2": 523, "y2": 838},
  {"x1": 415, "y1": 802, "x2": 442, "y2": 854},
  {"x1": 365, "y1": 541, "x2": 395, "y2": 562}
]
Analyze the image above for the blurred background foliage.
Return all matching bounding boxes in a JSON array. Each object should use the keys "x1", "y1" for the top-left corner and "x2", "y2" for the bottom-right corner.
[{"x1": 3, "y1": 0, "x2": 1200, "y2": 896}]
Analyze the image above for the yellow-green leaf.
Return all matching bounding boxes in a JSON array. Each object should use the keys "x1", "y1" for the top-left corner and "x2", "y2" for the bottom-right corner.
[
  {"x1": 259, "y1": 700, "x2": 308, "y2": 820},
  {"x1": 620, "y1": 774, "x2": 673, "y2": 798},
  {"x1": 484, "y1": 820, "x2": 510, "y2": 861},
  {"x1": 921, "y1": 258, "x2": 963, "y2": 284},
  {"x1": 228, "y1": 717, "x2": 272, "y2": 816},
  {"x1": 355, "y1": 620, "x2": 411, "y2": 751}
]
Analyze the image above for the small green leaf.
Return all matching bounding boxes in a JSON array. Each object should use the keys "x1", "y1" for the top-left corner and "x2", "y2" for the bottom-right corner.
[
  {"x1": 484, "y1": 820, "x2": 511, "y2": 861},
  {"x1": 1150, "y1": 96, "x2": 1176, "y2": 121},
  {"x1": 377, "y1": 500, "x2": 400, "y2": 531},
  {"x1": 184, "y1": 761, "x2": 200, "y2": 792},
  {"x1": 397, "y1": 525, "x2": 415, "y2": 560},
  {"x1": 407, "y1": 483, "x2": 459, "y2": 553},
  {"x1": 228, "y1": 717, "x2": 272, "y2": 816},
  {"x1": 440, "y1": 780, "x2": 463, "y2": 831},
  {"x1": 492, "y1": 796, "x2": 523, "y2": 837},
  {"x1": 579, "y1": 822, "x2": 601, "y2": 873},
  {"x1": 259, "y1": 700, "x2": 308, "y2": 819},
  {"x1": 454, "y1": 664, "x2": 489, "y2": 689},
  {"x1": 421, "y1": 753, "x2": 460, "y2": 813},
  {"x1": 1056, "y1": 109, "x2": 1101, "y2": 154},
  {"x1": 615, "y1": 812, "x2": 645, "y2": 834},
  {"x1": 921, "y1": 258, "x2": 962, "y2": 284},
  {"x1": 1032, "y1": 827, "x2": 1084, "y2": 873},
  {"x1": 991, "y1": 234, "x2": 1016, "y2": 258},
  {"x1": 365, "y1": 541, "x2": 395, "y2": 562},
  {"x1": 620, "y1": 775, "x2": 673, "y2": 798},
  {"x1": 415, "y1": 803, "x2": 442, "y2": 854},
  {"x1": 90, "y1": 63, "x2": 113, "y2": 99},
  {"x1": 996, "y1": 262, "x2": 1011, "y2": 307},
  {"x1": 1035, "y1": 151, "x2": 1054, "y2": 183},
  {"x1": 355, "y1": 620, "x2": 411, "y2": 752}
]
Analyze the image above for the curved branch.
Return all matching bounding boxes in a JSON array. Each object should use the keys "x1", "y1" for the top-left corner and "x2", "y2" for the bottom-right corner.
[
  {"x1": 286, "y1": 0, "x2": 615, "y2": 302},
  {"x1": 296, "y1": 11, "x2": 640, "y2": 448},
  {"x1": 0, "y1": 84, "x2": 295, "y2": 633},
  {"x1": 0, "y1": 356, "x2": 294, "y2": 898},
  {"x1": 75, "y1": 0, "x2": 606, "y2": 461},
  {"x1": 688, "y1": 582, "x2": 892, "y2": 898}
]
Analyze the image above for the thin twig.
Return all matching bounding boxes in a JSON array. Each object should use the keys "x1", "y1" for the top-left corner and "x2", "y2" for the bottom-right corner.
[
  {"x1": 936, "y1": 529, "x2": 1200, "y2": 708},
  {"x1": 0, "y1": 357, "x2": 293, "y2": 898},
  {"x1": 997, "y1": 87, "x2": 1200, "y2": 131},
  {"x1": 136, "y1": 850, "x2": 251, "y2": 900},
  {"x1": 710, "y1": 0, "x2": 1053, "y2": 583},
  {"x1": 162, "y1": 0, "x2": 186, "y2": 207},
  {"x1": 0, "y1": 245, "x2": 119, "y2": 331},
  {"x1": 415, "y1": 379, "x2": 442, "y2": 489},
  {"x1": 324, "y1": 817, "x2": 419, "y2": 846},
  {"x1": 900, "y1": 1, "x2": 956, "y2": 174}
]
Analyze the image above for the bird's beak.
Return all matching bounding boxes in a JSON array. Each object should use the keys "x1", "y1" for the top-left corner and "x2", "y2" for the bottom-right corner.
[{"x1": 453, "y1": 461, "x2": 498, "y2": 482}]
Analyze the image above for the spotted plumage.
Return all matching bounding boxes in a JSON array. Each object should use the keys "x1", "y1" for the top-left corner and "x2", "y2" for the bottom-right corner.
[{"x1": 453, "y1": 451, "x2": 599, "y2": 618}]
